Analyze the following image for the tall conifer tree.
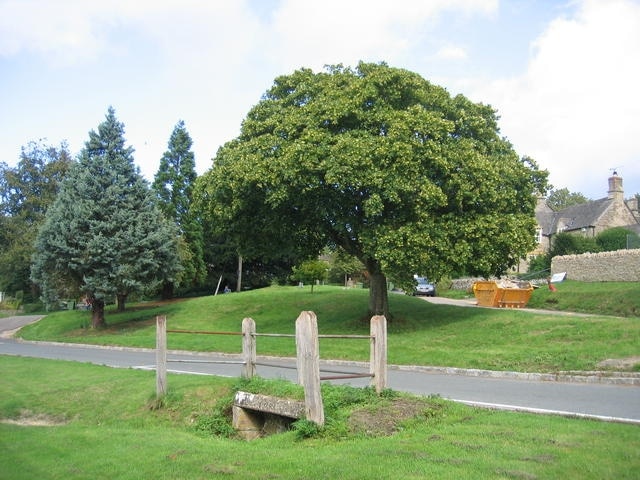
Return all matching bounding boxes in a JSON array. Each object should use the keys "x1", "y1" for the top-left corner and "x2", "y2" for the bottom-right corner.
[
  {"x1": 153, "y1": 120, "x2": 206, "y2": 294},
  {"x1": 31, "y1": 107, "x2": 179, "y2": 328}
]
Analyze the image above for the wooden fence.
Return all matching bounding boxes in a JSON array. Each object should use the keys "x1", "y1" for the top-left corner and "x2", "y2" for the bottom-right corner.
[{"x1": 155, "y1": 311, "x2": 387, "y2": 426}]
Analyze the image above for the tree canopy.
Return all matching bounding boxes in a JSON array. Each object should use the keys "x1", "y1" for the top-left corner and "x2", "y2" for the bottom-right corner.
[
  {"x1": 195, "y1": 63, "x2": 548, "y2": 317},
  {"x1": 291, "y1": 258, "x2": 328, "y2": 293},
  {"x1": 546, "y1": 188, "x2": 589, "y2": 211},
  {"x1": 0, "y1": 140, "x2": 73, "y2": 299},
  {"x1": 31, "y1": 108, "x2": 180, "y2": 328}
]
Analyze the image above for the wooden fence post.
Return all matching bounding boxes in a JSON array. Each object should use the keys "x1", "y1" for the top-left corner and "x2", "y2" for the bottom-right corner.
[
  {"x1": 242, "y1": 317, "x2": 256, "y2": 378},
  {"x1": 295, "y1": 311, "x2": 324, "y2": 426},
  {"x1": 370, "y1": 315, "x2": 387, "y2": 393},
  {"x1": 156, "y1": 315, "x2": 167, "y2": 398}
]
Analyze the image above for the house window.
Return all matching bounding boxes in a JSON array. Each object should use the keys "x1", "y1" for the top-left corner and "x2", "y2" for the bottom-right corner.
[{"x1": 535, "y1": 228, "x2": 543, "y2": 245}]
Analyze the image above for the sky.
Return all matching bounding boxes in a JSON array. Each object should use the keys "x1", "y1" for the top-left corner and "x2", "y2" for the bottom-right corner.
[{"x1": 1, "y1": 0, "x2": 639, "y2": 200}]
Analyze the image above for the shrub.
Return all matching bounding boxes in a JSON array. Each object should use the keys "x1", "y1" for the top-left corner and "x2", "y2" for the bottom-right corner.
[
  {"x1": 0, "y1": 296, "x2": 21, "y2": 310},
  {"x1": 596, "y1": 227, "x2": 640, "y2": 251}
]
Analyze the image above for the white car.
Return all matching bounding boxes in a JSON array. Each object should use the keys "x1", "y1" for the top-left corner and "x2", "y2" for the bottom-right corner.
[{"x1": 414, "y1": 276, "x2": 436, "y2": 297}]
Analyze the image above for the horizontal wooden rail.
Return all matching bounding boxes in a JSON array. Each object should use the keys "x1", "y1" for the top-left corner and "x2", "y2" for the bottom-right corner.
[
  {"x1": 253, "y1": 332, "x2": 295, "y2": 338},
  {"x1": 320, "y1": 373, "x2": 373, "y2": 381},
  {"x1": 255, "y1": 361, "x2": 297, "y2": 370},
  {"x1": 319, "y1": 366, "x2": 374, "y2": 381},
  {"x1": 167, "y1": 330, "x2": 372, "y2": 340},
  {"x1": 167, "y1": 329, "x2": 242, "y2": 336},
  {"x1": 167, "y1": 359, "x2": 244, "y2": 365},
  {"x1": 318, "y1": 334, "x2": 371, "y2": 339},
  {"x1": 319, "y1": 366, "x2": 369, "y2": 375}
]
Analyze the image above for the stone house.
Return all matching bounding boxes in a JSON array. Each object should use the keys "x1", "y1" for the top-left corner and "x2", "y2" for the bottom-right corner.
[{"x1": 523, "y1": 173, "x2": 640, "y2": 269}]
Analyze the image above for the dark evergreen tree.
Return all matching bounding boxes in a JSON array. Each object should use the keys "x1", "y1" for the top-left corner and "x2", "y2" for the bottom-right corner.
[
  {"x1": 0, "y1": 140, "x2": 73, "y2": 299},
  {"x1": 153, "y1": 120, "x2": 206, "y2": 295},
  {"x1": 31, "y1": 108, "x2": 180, "y2": 328}
]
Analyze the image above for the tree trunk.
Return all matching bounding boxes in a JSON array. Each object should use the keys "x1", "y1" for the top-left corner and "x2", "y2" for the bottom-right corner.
[
  {"x1": 236, "y1": 255, "x2": 243, "y2": 292},
  {"x1": 161, "y1": 281, "x2": 174, "y2": 300},
  {"x1": 91, "y1": 297, "x2": 106, "y2": 329},
  {"x1": 116, "y1": 293, "x2": 127, "y2": 312},
  {"x1": 368, "y1": 271, "x2": 390, "y2": 318}
]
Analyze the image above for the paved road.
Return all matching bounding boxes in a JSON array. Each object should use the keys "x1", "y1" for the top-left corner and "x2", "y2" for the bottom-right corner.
[
  {"x1": 1, "y1": 315, "x2": 639, "y2": 425},
  {"x1": 0, "y1": 315, "x2": 45, "y2": 337}
]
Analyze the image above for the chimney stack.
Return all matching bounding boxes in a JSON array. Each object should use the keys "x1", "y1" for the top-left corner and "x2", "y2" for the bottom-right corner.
[{"x1": 608, "y1": 172, "x2": 623, "y2": 203}]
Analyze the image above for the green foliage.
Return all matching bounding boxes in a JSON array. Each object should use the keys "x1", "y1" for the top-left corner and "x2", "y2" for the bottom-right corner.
[
  {"x1": 195, "y1": 62, "x2": 548, "y2": 317},
  {"x1": 595, "y1": 227, "x2": 639, "y2": 251},
  {"x1": 294, "y1": 385, "x2": 444, "y2": 440},
  {"x1": 153, "y1": 121, "x2": 206, "y2": 292},
  {"x1": 435, "y1": 275, "x2": 453, "y2": 291},
  {"x1": 321, "y1": 384, "x2": 397, "y2": 415},
  {"x1": 292, "y1": 418, "x2": 322, "y2": 438},
  {"x1": 326, "y1": 247, "x2": 365, "y2": 284},
  {"x1": 290, "y1": 258, "x2": 328, "y2": 292},
  {"x1": 0, "y1": 140, "x2": 72, "y2": 298},
  {"x1": 21, "y1": 302, "x2": 44, "y2": 313},
  {"x1": 0, "y1": 140, "x2": 73, "y2": 221},
  {"x1": 527, "y1": 253, "x2": 551, "y2": 275},
  {"x1": 30, "y1": 108, "x2": 180, "y2": 327},
  {"x1": 0, "y1": 295, "x2": 21, "y2": 310},
  {"x1": 549, "y1": 232, "x2": 599, "y2": 257},
  {"x1": 546, "y1": 187, "x2": 589, "y2": 211}
]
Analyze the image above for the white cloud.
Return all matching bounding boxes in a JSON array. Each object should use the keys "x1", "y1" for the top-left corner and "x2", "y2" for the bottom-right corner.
[
  {"x1": 436, "y1": 45, "x2": 468, "y2": 60},
  {"x1": 474, "y1": 0, "x2": 640, "y2": 197},
  {"x1": 0, "y1": 0, "x2": 105, "y2": 61},
  {"x1": 0, "y1": 1, "x2": 260, "y2": 64},
  {"x1": 267, "y1": 0, "x2": 496, "y2": 71}
]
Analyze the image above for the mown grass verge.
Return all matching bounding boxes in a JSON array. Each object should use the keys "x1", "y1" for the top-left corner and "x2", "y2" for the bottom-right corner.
[
  {"x1": 1, "y1": 356, "x2": 638, "y2": 480},
  {"x1": 525, "y1": 280, "x2": 640, "y2": 317},
  {"x1": 18, "y1": 285, "x2": 640, "y2": 373},
  {"x1": 440, "y1": 280, "x2": 640, "y2": 318}
]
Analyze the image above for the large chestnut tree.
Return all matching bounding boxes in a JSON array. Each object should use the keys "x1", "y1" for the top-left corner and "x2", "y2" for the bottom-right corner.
[{"x1": 195, "y1": 63, "x2": 548, "y2": 318}]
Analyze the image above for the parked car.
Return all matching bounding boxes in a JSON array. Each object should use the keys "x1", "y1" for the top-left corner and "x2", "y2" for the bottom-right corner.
[{"x1": 413, "y1": 276, "x2": 436, "y2": 297}]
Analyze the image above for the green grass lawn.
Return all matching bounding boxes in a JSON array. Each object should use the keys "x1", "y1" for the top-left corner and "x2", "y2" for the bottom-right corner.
[
  {"x1": 17, "y1": 284, "x2": 640, "y2": 373},
  {"x1": 1, "y1": 356, "x2": 638, "y2": 480}
]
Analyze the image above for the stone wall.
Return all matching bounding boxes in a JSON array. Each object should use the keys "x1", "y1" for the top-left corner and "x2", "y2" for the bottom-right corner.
[{"x1": 551, "y1": 249, "x2": 640, "y2": 282}]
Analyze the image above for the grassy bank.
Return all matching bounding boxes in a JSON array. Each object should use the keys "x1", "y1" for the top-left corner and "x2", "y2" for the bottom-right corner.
[
  {"x1": 18, "y1": 285, "x2": 640, "y2": 373},
  {"x1": 525, "y1": 280, "x2": 640, "y2": 317},
  {"x1": 440, "y1": 280, "x2": 640, "y2": 317},
  {"x1": 1, "y1": 356, "x2": 638, "y2": 480}
]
